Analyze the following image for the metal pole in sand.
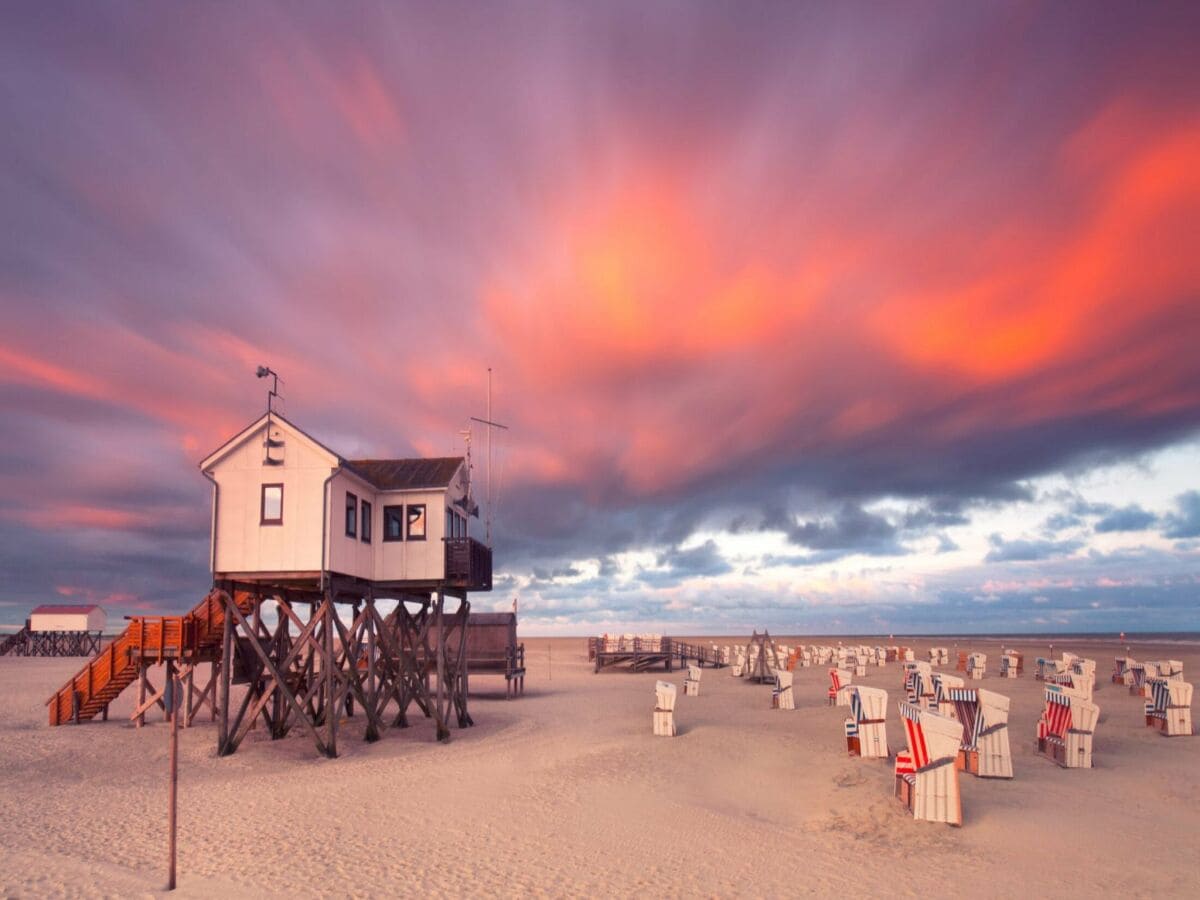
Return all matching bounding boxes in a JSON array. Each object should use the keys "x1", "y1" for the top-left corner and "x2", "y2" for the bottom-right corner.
[{"x1": 167, "y1": 665, "x2": 179, "y2": 891}]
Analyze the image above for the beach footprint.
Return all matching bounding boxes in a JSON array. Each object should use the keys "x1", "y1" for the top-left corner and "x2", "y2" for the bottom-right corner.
[{"x1": 834, "y1": 767, "x2": 867, "y2": 788}]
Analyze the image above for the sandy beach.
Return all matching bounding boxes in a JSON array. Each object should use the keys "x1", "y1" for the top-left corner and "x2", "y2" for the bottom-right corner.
[{"x1": 1, "y1": 634, "x2": 1197, "y2": 898}]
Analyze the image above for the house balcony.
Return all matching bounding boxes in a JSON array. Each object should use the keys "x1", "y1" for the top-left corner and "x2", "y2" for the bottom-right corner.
[{"x1": 444, "y1": 537, "x2": 492, "y2": 591}]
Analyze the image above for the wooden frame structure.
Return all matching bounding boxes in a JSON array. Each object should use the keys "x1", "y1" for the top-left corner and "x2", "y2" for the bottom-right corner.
[
  {"x1": 214, "y1": 578, "x2": 472, "y2": 758},
  {"x1": 2, "y1": 628, "x2": 104, "y2": 657},
  {"x1": 741, "y1": 630, "x2": 783, "y2": 683}
]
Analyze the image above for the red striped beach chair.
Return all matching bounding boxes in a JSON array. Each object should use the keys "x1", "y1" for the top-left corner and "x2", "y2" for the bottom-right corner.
[
  {"x1": 1145, "y1": 678, "x2": 1192, "y2": 736},
  {"x1": 949, "y1": 687, "x2": 1013, "y2": 778},
  {"x1": 845, "y1": 686, "x2": 889, "y2": 758},
  {"x1": 894, "y1": 702, "x2": 962, "y2": 825},
  {"x1": 1036, "y1": 685, "x2": 1098, "y2": 768},
  {"x1": 828, "y1": 667, "x2": 853, "y2": 706}
]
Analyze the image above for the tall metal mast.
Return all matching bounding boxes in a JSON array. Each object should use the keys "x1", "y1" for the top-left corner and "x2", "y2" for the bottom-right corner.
[{"x1": 470, "y1": 367, "x2": 508, "y2": 547}]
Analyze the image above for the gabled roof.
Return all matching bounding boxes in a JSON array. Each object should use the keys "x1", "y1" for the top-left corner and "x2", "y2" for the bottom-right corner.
[
  {"x1": 199, "y1": 411, "x2": 341, "y2": 471},
  {"x1": 32, "y1": 604, "x2": 102, "y2": 615},
  {"x1": 346, "y1": 458, "x2": 464, "y2": 491},
  {"x1": 198, "y1": 411, "x2": 464, "y2": 492}
]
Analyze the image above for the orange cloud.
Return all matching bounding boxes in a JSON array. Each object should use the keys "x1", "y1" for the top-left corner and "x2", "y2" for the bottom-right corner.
[{"x1": 871, "y1": 115, "x2": 1200, "y2": 382}]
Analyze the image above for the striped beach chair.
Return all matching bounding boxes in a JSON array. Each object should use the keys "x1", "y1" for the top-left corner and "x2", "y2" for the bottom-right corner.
[
  {"x1": 828, "y1": 667, "x2": 853, "y2": 706},
  {"x1": 1145, "y1": 678, "x2": 1193, "y2": 736},
  {"x1": 653, "y1": 681, "x2": 677, "y2": 737},
  {"x1": 967, "y1": 653, "x2": 986, "y2": 680},
  {"x1": 773, "y1": 670, "x2": 795, "y2": 710},
  {"x1": 845, "y1": 686, "x2": 889, "y2": 758},
  {"x1": 1112, "y1": 656, "x2": 1135, "y2": 685},
  {"x1": 933, "y1": 672, "x2": 965, "y2": 718},
  {"x1": 949, "y1": 688, "x2": 1013, "y2": 778},
  {"x1": 1036, "y1": 685, "x2": 1098, "y2": 768},
  {"x1": 1128, "y1": 663, "x2": 1148, "y2": 696},
  {"x1": 894, "y1": 702, "x2": 962, "y2": 825}
]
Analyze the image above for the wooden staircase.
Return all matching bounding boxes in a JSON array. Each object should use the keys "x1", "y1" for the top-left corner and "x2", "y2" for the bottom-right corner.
[
  {"x1": 0, "y1": 626, "x2": 29, "y2": 657},
  {"x1": 46, "y1": 588, "x2": 253, "y2": 725}
]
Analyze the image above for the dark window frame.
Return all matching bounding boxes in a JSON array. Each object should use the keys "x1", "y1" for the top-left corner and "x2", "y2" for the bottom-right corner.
[
  {"x1": 407, "y1": 503, "x2": 427, "y2": 541},
  {"x1": 345, "y1": 491, "x2": 358, "y2": 539},
  {"x1": 261, "y1": 483, "x2": 284, "y2": 526},
  {"x1": 383, "y1": 505, "x2": 404, "y2": 542},
  {"x1": 361, "y1": 499, "x2": 372, "y2": 543}
]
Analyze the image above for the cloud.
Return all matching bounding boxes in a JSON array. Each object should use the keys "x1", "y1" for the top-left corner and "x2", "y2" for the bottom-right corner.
[
  {"x1": 985, "y1": 534, "x2": 1084, "y2": 563},
  {"x1": 1094, "y1": 504, "x2": 1158, "y2": 533},
  {"x1": 0, "y1": 4, "x2": 1198, "y2": 627},
  {"x1": 1162, "y1": 491, "x2": 1200, "y2": 539}
]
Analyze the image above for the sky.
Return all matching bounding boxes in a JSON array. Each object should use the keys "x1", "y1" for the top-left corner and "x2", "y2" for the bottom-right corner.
[{"x1": 1, "y1": 2, "x2": 1198, "y2": 634}]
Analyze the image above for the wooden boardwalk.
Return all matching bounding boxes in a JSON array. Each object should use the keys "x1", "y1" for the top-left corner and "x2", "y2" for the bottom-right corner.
[{"x1": 588, "y1": 637, "x2": 726, "y2": 673}]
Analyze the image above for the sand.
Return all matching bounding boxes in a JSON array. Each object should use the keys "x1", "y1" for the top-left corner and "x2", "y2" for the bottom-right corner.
[{"x1": 1, "y1": 635, "x2": 1198, "y2": 898}]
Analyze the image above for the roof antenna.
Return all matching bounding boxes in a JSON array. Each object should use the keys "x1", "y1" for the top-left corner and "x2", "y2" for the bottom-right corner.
[
  {"x1": 256, "y1": 366, "x2": 281, "y2": 415},
  {"x1": 470, "y1": 367, "x2": 508, "y2": 547}
]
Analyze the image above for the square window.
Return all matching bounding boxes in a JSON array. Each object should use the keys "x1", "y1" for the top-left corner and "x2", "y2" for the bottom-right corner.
[
  {"x1": 361, "y1": 500, "x2": 372, "y2": 543},
  {"x1": 383, "y1": 505, "x2": 404, "y2": 542},
  {"x1": 261, "y1": 484, "x2": 283, "y2": 525},
  {"x1": 407, "y1": 504, "x2": 426, "y2": 540},
  {"x1": 345, "y1": 492, "x2": 358, "y2": 538}
]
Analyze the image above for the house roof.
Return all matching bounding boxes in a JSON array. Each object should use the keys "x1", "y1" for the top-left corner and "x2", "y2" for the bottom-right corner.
[
  {"x1": 199, "y1": 414, "x2": 463, "y2": 493},
  {"x1": 199, "y1": 411, "x2": 341, "y2": 471},
  {"x1": 32, "y1": 604, "x2": 102, "y2": 615},
  {"x1": 346, "y1": 458, "x2": 464, "y2": 491}
]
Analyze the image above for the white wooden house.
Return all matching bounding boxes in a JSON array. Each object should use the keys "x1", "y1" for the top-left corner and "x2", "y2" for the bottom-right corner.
[
  {"x1": 199, "y1": 412, "x2": 489, "y2": 592},
  {"x1": 29, "y1": 604, "x2": 107, "y2": 633}
]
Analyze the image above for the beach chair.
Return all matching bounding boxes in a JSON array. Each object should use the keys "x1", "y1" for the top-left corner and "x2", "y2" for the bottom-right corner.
[
  {"x1": 1036, "y1": 685, "x2": 1098, "y2": 768},
  {"x1": 967, "y1": 653, "x2": 986, "y2": 680},
  {"x1": 1112, "y1": 657, "x2": 1134, "y2": 685},
  {"x1": 928, "y1": 648, "x2": 940, "y2": 664},
  {"x1": 902, "y1": 647, "x2": 915, "y2": 662},
  {"x1": 950, "y1": 688, "x2": 1013, "y2": 778},
  {"x1": 1000, "y1": 653, "x2": 1019, "y2": 679},
  {"x1": 683, "y1": 664, "x2": 701, "y2": 697},
  {"x1": 933, "y1": 672, "x2": 964, "y2": 717},
  {"x1": 828, "y1": 667, "x2": 853, "y2": 706},
  {"x1": 845, "y1": 686, "x2": 889, "y2": 758},
  {"x1": 956, "y1": 651, "x2": 968, "y2": 672},
  {"x1": 653, "y1": 681, "x2": 677, "y2": 737},
  {"x1": 849, "y1": 654, "x2": 867, "y2": 678},
  {"x1": 894, "y1": 702, "x2": 962, "y2": 825},
  {"x1": 1145, "y1": 678, "x2": 1193, "y2": 736},
  {"x1": 886, "y1": 646, "x2": 899, "y2": 662},
  {"x1": 1128, "y1": 663, "x2": 1148, "y2": 696},
  {"x1": 874, "y1": 647, "x2": 887, "y2": 667},
  {"x1": 1072, "y1": 657, "x2": 1096, "y2": 690},
  {"x1": 774, "y1": 670, "x2": 795, "y2": 710},
  {"x1": 906, "y1": 661, "x2": 935, "y2": 708}
]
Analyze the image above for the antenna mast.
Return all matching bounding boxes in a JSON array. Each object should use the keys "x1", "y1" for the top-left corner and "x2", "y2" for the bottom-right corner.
[
  {"x1": 470, "y1": 367, "x2": 508, "y2": 546},
  {"x1": 256, "y1": 365, "x2": 281, "y2": 414}
]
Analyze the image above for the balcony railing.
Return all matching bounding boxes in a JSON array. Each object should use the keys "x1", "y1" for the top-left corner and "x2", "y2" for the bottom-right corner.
[{"x1": 444, "y1": 537, "x2": 492, "y2": 591}]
